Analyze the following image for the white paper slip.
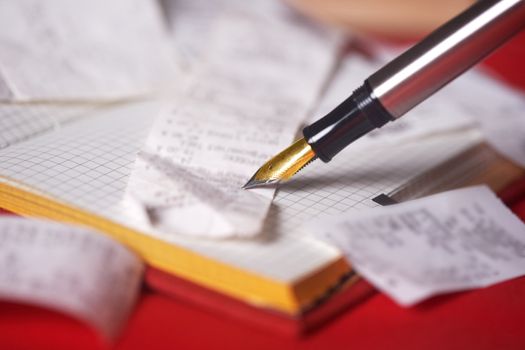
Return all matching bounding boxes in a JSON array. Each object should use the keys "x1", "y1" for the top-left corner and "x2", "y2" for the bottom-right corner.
[
  {"x1": 308, "y1": 186, "x2": 525, "y2": 306},
  {"x1": 125, "y1": 4, "x2": 340, "y2": 238},
  {"x1": 0, "y1": 0, "x2": 177, "y2": 101},
  {"x1": 443, "y1": 69, "x2": 525, "y2": 168},
  {"x1": 0, "y1": 217, "x2": 144, "y2": 339},
  {"x1": 162, "y1": 0, "x2": 315, "y2": 74}
]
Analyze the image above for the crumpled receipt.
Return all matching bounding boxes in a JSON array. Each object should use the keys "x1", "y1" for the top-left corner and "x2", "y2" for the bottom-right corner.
[
  {"x1": 0, "y1": 0, "x2": 177, "y2": 101},
  {"x1": 125, "y1": 7, "x2": 339, "y2": 238},
  {"x1": 308, "y1": 186, "x2": 525, "y2": 306},
  {"x1": 0, "y1": 217, "x2": 143, "y2": 339}
]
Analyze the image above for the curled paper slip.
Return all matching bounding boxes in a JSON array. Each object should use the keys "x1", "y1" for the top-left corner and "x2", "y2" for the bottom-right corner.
[
  {"x1": 125, "y1": 2, "x2": 340, "y2": 238},
  {"x1": 308, "y1": 186, "x2": 525, "y2": 306},
  {"x1": 125, "y1": 153, "x2": 275, "y2": 238},
  {"x1": 0, "y1": 217, "x2": 144, "y2": 339}
]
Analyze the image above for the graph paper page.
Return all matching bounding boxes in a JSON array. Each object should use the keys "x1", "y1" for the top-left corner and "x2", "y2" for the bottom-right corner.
[
  {"x1": 0, "y1": 102, "x2": 106, "y2": 149},
  {"x1": 0, "y1": 99, "x2": 481, "y2": 282}
]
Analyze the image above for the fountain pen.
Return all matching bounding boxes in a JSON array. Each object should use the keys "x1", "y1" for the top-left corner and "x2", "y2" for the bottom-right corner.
[{"x1": 243, "y1": 0, "x2": 525, "y2": 190}]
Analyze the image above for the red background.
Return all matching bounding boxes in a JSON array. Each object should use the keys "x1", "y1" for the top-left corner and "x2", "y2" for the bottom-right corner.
[{"x1": 1, "y1": 32, "x2": 524, "y2": 350}]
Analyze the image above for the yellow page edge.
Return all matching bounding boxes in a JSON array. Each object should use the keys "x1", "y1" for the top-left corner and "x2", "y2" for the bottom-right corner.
[{"x1": 0, "y1": 180, "x2": 351, "y2": 315}]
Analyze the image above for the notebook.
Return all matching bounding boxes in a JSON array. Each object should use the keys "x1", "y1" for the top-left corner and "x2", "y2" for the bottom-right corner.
[
  {"x1": 0, "y1": 94, "x2": 521, "y2": 315},
  {"x1": 1, "y1": 0, "x2": 523, "y2": 316}
]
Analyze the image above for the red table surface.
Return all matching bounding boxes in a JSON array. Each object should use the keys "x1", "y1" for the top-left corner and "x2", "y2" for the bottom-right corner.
[{"x1": 1, "y1": 32, "x2": 525, "y2": 350}]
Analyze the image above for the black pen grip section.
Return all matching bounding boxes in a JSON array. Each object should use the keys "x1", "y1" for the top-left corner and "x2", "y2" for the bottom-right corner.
[{"x1": 303, "y1": 81, "x2": 394, "y2": 162}]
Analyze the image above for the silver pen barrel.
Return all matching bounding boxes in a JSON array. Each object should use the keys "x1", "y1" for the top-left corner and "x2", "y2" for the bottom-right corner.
[
  {"x1": 246, "y1": 0, "x2": 525, "y2": 187},
  {"x1": 368, "y1": 0, "x2": 525, "y2": 119},
  {"x1": 303, "y1": 0, "x2": 525, "y2": 162}
]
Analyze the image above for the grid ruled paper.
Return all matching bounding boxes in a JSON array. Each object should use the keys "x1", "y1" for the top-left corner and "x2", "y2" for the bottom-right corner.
[
  {"x1": 0, "y1": 103, "x2": 102, "y2": 149},
  {"x1": 267, "y1": 129, "x2": 483, "y2": 239},
  {"x1": 0, "y1": 100, "x2": 341, "y2": 281},
  {"x1": 0, "y1": 100, "x2": 482, "y2": 282}
]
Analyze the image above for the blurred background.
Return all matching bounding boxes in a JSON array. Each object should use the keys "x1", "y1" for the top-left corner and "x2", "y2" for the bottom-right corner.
[{"x1": 287, "y1": 0, "x2": 473, "y2": 38}]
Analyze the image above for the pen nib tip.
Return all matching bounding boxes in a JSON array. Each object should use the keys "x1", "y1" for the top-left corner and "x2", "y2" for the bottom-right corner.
[
  {"x1": 242, "y1": 178, "x2": 257, "y2": 190},
  {"x1": 242, "y1": 138, "x2": 316, "y2": 190},
  {"x1": 242, "y1": 175, "x2": 279, "y2": 190}
]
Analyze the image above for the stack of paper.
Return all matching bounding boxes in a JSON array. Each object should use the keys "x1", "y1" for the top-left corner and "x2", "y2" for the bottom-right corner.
[{"x1": 0, "y1": 0, "x2": 524, "y2": 341}]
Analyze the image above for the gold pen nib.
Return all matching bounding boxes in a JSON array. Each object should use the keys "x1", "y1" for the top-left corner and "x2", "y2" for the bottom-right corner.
[{"x1": 243, "y1": 138, "x2": 317, "y2": 189}]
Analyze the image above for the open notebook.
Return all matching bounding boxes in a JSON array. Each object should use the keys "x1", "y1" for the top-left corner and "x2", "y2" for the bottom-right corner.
[{"x1": 0, "y1": 92, "x2": 521, "y2": 315}]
